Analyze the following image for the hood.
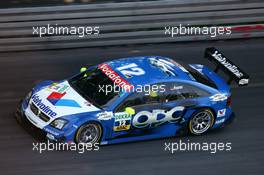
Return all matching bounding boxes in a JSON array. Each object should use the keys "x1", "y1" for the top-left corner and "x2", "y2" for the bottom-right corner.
[{"x1": 31, "y1": 81, "x2": 100, "y2": 120}]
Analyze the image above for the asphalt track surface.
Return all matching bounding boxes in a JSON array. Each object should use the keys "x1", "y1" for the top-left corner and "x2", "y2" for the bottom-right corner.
[{"x1": 0, "y1": 38, "x2": 264, "y2": 175}]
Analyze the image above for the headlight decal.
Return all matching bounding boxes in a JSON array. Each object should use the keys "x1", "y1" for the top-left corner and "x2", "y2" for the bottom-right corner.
[{"x1": 50, "y1": 119, "x2": 68, "y2": 130}]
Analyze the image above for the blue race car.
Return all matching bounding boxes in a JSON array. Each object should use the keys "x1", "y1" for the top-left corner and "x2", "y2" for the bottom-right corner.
[{"x1": 15, "y1": 48, "x2": 249, "y2": 145}]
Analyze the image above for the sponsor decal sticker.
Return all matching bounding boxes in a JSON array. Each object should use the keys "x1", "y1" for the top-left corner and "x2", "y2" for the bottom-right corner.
[
  {"x1": 132, "y1": 106, "x2": 184, "y2": 128},
  {"x1": 114, "y1": 125, "x2": 130, "y2": 131},
  {"x1": 215, "y1": 118, "x2": 225, "y2": 125},
  {"x1": 46, "y1": 133, "x2": 55, "y2": 140},
  {"x1": 97, "y1": 111, "x2": 113, "y2": 120},
  {"x1": 98, "y1": 63, "x2": 133, "y2": 90},
  {"x1": 211, "y1": 50, "x2": 244, "y2": 78},
  {"x1": 47, "y1": 91, "x2": 81, "y2": 108},
  {"x1": 47, "y1": 83, "x2": 69, "y2": 93},
  {"x1": 149, "y1": 57, "x2": 176, "y2": 76},
  {"x1": 113, "y1": 112, "x2": 132, "y2": 131},
  {"x1": 170, "y1": 85, "x2": 183, "y2": 91},
  {"x1": 239, "y1": 79, "x2": 249, "y2": 85},
  {"x1": 31, "y1": 94, "x2": 57, "y2": 117},
  {"x1": 44, "y1": 127, "x2": 60, "y2": 136},
  {"x1": 217, "y1": 109, "x2": 226, "y2": 118},
  {"x1": 116, "y1": 63, "x2": 145, "y2": 77},
  {"x1": 210, "y1": 93, "x2": 228, "y2": 102}
]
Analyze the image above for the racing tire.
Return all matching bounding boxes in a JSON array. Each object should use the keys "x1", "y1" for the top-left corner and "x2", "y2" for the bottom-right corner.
[
  {"x1": 75, "y1": 122, "x2": 102, "y2": 145},
  {"x1": 188, "y1": 109, "x2": 215, "y2": 135}
]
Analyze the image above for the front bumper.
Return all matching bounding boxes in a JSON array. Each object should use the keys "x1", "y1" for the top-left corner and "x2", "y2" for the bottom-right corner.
[
  {"x1": 15, "y1": 100, "x2": 47, "y2": 140},
  {"x1": 15, "y1": 100, "x2": 66, "y2": 143}
]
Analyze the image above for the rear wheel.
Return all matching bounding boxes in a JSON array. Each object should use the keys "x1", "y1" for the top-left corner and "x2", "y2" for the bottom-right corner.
[
  {"x1": 75, "y1": 122, "x2": 102, "y2": 144},
  {"x1": 188, "y1": 109, "x2": 215, "y2": 135}
]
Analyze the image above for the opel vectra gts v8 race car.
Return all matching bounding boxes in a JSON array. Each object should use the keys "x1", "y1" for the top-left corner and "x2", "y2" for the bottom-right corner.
[{"x1": 15, "y1": 48, "x2": 249, "y2": 145}]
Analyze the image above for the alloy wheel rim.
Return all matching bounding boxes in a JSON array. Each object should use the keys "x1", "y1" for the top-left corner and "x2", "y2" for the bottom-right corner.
[
  {"x1": 79, "y1": 124, "x2": 99, "y2": 143},
  {"x1": 191, "y1": 111, "x2": 212, "y2": 134}
]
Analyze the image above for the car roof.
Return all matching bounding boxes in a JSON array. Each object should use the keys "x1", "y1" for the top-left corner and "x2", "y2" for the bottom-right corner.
[{"x1": 104, "y1": 56, "x2": 193, "y2": 86}]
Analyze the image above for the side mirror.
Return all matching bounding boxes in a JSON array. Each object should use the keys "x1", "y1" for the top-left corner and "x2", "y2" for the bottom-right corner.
[
  {"x1": 80, "y1": 67, "x2": 87, "y2": 73},
  {"x1": 125, "y1": 107, "x2": 135, "y2": 115}
]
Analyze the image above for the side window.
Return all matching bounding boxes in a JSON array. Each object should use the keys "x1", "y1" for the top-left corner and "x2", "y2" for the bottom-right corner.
[
  {"x1": 163, "y1": 83, "x2": 185, "y2": 102},
  {"x1": 142, "y1": 93, "x2": 160, "y2": 104},
  {"x1": 164, "y1": 82, "x2": 210, "y2": 102},
  {"x1": 189, "y1": 85, "x2": 211, "y2": 97},
  {"x1": 122, "y1": 92, "x2": 144, "y2": 108},
  {"x1": 115, "y1": 87, "x2": 163, "y2": 112},
  {"x1": 182, "y1": 84, "x2": 211, "y2": 98},
  {"x1": 115, "y1": 92, "x2": 144, "y2": 112},
  {"x1": 180, "y1": 85, "x2": 200, "y2": 99}
]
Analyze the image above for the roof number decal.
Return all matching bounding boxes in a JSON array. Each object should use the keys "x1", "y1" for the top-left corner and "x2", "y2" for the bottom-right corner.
[{"x1": 116, "y1": 63, "x2": 145, "y2": 77}]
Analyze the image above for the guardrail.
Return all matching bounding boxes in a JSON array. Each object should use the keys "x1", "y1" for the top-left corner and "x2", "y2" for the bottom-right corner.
[{"x1": 0, "y1": 0, "x2": 263, "y2": 52}]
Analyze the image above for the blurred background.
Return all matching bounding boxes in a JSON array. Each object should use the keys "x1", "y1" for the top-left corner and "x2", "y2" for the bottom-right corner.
[
  {"x1": 0, "y1": 0, "x2": 263, "y2": 52},
  {"x1": 1, "y1": 0, "x2": 156, "y2": 8}
]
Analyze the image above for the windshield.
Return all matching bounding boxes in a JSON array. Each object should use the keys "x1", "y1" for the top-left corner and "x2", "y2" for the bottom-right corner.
[{"x1": 68, "y1": 67, "x2": 120, "y2": 108}]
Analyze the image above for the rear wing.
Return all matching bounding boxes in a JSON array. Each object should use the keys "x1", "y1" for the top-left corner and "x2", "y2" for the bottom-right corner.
[{"x1": 204, "y1": 47, "x2": 250, "y2": 86}]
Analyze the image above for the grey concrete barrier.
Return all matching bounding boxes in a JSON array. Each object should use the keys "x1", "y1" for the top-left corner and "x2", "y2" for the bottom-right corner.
[{"x1": 0, "y1": 0, "x2": 263, "y2": 52}]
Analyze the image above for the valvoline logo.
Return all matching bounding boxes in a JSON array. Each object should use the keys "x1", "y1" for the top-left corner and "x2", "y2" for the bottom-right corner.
[
  {"x1": 31, "y1": 94, "x2": 57, "y2": 117},
  {"x1": 47, "y1": 91, "x2": 81, "y2": 108}
]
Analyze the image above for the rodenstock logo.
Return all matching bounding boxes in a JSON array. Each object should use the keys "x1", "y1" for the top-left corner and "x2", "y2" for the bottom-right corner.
[{"x1": 31, "y1": 94, "x2": 57, "y2": 117}]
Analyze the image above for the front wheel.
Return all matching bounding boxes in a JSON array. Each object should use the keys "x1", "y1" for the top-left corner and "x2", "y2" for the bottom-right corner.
[
  {"x1": 188, "y1": 109, "x2": 215, "y2": 135},
  {"x1": 75, "y1": 122, "x2": 102, "y2": 144}
]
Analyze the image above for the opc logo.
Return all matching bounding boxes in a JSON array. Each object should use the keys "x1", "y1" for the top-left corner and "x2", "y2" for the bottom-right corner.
[
  {"x1": 132, "y1": 106, "x2": 185, "y2": 128},
  {"x1": 47, "y1": 92, "x2": 81, "y2": 108}
]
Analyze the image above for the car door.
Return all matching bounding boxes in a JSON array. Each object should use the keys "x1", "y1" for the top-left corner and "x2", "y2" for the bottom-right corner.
[{"x1": 111, "y1": 89, "x2": 165, "y2": 137}]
